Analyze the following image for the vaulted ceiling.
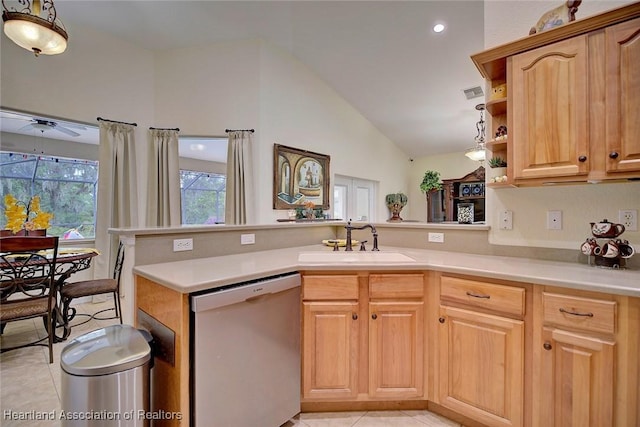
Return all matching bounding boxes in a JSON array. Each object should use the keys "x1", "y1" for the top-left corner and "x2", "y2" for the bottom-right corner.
[{"x1": 5, "y1": 1, "x2": 487, "y2": 158}]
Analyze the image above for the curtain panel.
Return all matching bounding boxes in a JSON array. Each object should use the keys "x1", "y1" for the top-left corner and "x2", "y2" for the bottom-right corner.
[
  {"x1": 225, "y1": 130, "x2": 255, "y2": 225},
  {"x1": 147, "y1": 129, "x2": 181, "y2": 227},
  {"x1": 95, "y1": 121, "x2": 138, "y2": 279}
]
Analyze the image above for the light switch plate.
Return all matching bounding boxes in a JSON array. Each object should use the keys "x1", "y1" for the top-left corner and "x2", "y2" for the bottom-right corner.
[
  {"x1": 547, "y1": 210, "x2": 562, "y2": 230},
  {"x1": 500, "y1": 210, "x2": 513, "y2": 230}
]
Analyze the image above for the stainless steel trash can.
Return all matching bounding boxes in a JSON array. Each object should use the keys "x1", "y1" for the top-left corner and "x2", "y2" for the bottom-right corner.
[{"x1": 60, "y1": 324, "x2": 152, "y2": 427}]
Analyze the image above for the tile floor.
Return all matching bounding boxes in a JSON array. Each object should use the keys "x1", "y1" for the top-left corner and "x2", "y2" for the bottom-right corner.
[{"x1": 1, "y1": 301, "x2": 461, "y2": 427}]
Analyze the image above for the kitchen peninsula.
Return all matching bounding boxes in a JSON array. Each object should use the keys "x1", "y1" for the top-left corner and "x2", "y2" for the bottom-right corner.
[{"x1": 125, "y1": 221, "x2": 640, "y2": 427}]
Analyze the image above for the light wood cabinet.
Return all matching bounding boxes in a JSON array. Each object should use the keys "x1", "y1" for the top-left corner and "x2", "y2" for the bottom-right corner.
[
  {"x1": 437, "y1": 275, "x2": 525, "y2": 427},
  {"x1": 533, "y1": 288, "x2": 640, "y2": 427},
  {"x1": 369, "y1": 301, "x2": 424, "y2": 399},
  {"x1": 471, "y1": 3, "x2": 640, "y2": 186},
  {"x1": 301, "y1": 272, "x2": 426, "y2": 404},
  {"x1": 302, "y1": 274, "x2": 360, "y2": 400},
  {"x1": 511, "y1": 36, "x2": 589, "y2": 180},
  {"x1": 302, "y1": 301, "x2": 359, "y2": 399},
  {"x1": 605, "y1": 17, "x2": 640, "y2": 173},
  {"x1": 538, "y1": 327, "x2": 615, "y2": 426}
]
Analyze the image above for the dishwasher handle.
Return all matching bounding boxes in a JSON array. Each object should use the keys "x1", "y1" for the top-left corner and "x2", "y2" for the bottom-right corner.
[
  {"x1": 245, "y1": 293, "x2": 273, "y2": 303},
  {"x1": 191, "y1": 273, "x2": 301, "y2": 312}
]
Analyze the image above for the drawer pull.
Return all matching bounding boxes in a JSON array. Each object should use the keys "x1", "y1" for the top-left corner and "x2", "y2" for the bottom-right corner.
[
  {"x1": 543, "y1": 342, "x2": 552, "y2": 351},
  {"x1": 371, "y1": 313, "x2": 377, "y2": 320},
  {"x1": 439, "y1": 317, "x2": 445, "y2": 324},
  {"x1": 466, "y1": 291, "x2": 491, "y2": 299},
  {"x1": 352, "y1": 313, "x2": 358, "y2": 320},
  {"x1": 559, "y1": 307, "x2": 594, "y2": 317}
]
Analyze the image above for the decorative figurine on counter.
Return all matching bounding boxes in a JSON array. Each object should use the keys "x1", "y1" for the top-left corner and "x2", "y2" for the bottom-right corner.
[{"x1": 581, "y1": 219, "x2": 633, "y2": 269}]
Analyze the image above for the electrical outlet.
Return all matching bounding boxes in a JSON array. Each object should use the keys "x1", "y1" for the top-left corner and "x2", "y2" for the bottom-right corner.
[
  {"x1": 173, "y1": 238, "x2": 193, "y2": 252},
  {"x1": 241, "y1": 233, "x2": 256, "y2": 245},
  {"x1": 428, "y1": 232, "x2": 444, "y2": 243},
  {"x1": 547, "y1": 210, "x2": 562, "y2": 230},
  {"x1": 500, "y1": 210, "x2": 513, "y2": 230},
  {"x1": 619, "y1": 209, "x2": 638, "y2": 231}
]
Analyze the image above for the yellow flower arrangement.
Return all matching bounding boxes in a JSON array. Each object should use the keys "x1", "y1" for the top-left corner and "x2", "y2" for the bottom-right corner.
[{"x1": 3, "y1": 195, "x2": 53, "y2": 233}]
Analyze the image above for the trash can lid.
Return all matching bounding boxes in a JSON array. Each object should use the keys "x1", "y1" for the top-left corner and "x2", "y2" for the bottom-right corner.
[{"x1": 61, "y1": 324, "x2": 151, "y2": 376}]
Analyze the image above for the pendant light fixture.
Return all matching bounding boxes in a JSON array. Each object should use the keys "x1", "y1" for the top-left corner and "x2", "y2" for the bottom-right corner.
[
  {"x1": 2, "y1": 0, "x2": 68, "y2": 56},
  {"x1": 464, "y1": 103, "x2": 486, "y2": 162}
]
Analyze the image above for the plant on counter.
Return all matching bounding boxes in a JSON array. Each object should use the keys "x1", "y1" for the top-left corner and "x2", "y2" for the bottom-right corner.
[
  {"x1": 420, "y1": 170, "x2": 442, "y2": 193},
  {"x1": 3, "y1": 194, "x2": 53, "y2": 233},
  {"x1": 488, "y1": 156, "x2": 507, "y2": 168},
  {"x1": 385, "y1": 192, "x2": 408, "y2": 222}
]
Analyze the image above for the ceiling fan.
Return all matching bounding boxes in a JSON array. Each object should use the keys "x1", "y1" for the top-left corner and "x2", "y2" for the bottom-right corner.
[{"x1": 18, "y1": 119, "x2": 82, "y2": 137}]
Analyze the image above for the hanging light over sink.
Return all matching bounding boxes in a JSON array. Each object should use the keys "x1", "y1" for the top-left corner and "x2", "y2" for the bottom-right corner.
[{"x1": 465, "y1": 103, "x2": 486, "y2": 162}]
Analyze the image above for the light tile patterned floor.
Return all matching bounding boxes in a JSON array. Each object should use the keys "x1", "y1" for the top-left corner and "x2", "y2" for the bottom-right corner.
[{"x1": 1, "y1": 301, "x2": 461, "y2": 427}]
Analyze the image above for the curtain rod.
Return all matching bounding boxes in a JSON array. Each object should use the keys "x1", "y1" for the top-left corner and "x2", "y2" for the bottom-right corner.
[
  {"x1": 225, "y1": 128, "x2": 254, "y2": 133},
  {"x1": 149, "y1": 127, "x2": 180, "y2": 131},
  {"x1": 97, "y1": 117, "x2": 138, "y2": 126}
]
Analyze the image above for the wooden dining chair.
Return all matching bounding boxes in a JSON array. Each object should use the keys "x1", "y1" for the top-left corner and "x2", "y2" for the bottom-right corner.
[
  {"x1": 0, "y1": 236, "x2": 59, "y2": 363},
  {"x1": 60, "y1": 241, "x2": 124, "y2": 326}
]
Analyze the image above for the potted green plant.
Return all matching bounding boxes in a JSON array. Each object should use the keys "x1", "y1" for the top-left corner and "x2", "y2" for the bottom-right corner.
[
  {"x1": 385, "y1": 192, "x2": 408, "y2": 222},
  {"x1": 488, "y1": 156, "x2": 507, "y2": 183},
  {"x1": 420, "y1": 171, "x2": 442, "y2": 193}
]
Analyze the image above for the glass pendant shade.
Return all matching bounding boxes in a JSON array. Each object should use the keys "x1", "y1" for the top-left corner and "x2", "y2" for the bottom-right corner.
[
  {"x1": 2, "y1": 2, "x2": 68, "y2": 56},
  {"x1": 464, "y1": 145, "x2": 486, "y2": 161}
]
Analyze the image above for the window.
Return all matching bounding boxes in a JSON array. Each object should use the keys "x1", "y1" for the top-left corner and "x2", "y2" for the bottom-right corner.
[
  {"x1": 333, "y1": 175, "x2": 377, "y2": 222},
  {"x1": 0, "y1": 152, "x2": 98, "y2": 238},
  {"x1": 180, "y1": 170, "x2": 226, "y2": 224},
  {"x1": 178, "y1": 136, "x2": 228, "y2": 225}
]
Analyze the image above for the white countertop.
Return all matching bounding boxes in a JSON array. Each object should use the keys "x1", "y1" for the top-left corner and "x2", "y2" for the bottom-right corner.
[{"x1": 133, "y1": 245, "x2": 640, "y2": 297}]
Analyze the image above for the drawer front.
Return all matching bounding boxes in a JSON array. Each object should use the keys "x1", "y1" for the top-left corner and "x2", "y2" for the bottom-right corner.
[
  {"x1": 303, "y1": 275, "x2": 359, "y2": 300},
  {"x1": 440, "y1": 276, "x2": 525, "y2": 317},
  {"x1": 369, "y1": 274, "x2": 424, "y2": 299},
  {"x1": 543, "y1": 292, "x2": 616, "y2": 335}
]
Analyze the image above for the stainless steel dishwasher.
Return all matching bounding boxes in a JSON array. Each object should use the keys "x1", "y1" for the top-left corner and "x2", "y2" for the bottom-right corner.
[{"x1": 191, "y1": 272, "x2": 301, "y2": 427}]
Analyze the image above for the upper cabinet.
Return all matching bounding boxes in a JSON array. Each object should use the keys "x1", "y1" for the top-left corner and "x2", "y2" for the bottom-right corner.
[
  {"x1": 605, "y1": 17, "x2": 640, "y2": 174},
  {"x1": 471, "y1": 4, "x2": 640, "y2": 186},
  {"x1": 511, "y1": 36, "x2": 589, "y2": 180}
]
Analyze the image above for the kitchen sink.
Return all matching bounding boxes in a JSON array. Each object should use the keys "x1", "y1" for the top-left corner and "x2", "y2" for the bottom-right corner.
[{"x1": 297, "y1": 251, "x2": 416, "y2": 264}]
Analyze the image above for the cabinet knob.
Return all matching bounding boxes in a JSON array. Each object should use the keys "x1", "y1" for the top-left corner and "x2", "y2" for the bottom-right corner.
[
  {"x1": 371, "y1": 313, "x2": 377, "y2": 320},
  {"x1": 438, "y1": 317, "x2": 445, "y2": 324},
  {"x1": 352, "y1": 313, "x2": 358, "y2": 320},
  {"x1": 609, "y1": 151, "x2": 619, "y2": 159},
  {"x1": 543, "y1": 342, "x2": 552, "y2": 351},
  {"x1": 578, "y1": 155, "x2": 587, "y2": 162}
]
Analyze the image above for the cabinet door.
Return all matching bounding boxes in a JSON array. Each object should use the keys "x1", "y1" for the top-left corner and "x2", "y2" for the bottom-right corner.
[
  {"x1": 537, "y1": 328, "x2": 615, "y2": 427},
  {"x1": 368, "y1": 301, "x2": 424, "y2": 399},
  {"x1": 302, "y1": 301, "x2": 359, "y2": 399},
  {"x1": 511, "y1": 36, "x2": 589, "y2": 180},
  {"x1": 605, "y1": 17, "x2": 640, "y2": 173},
  {"x1": 438, "y1": 306, "x2": 524, "y2": 427}
]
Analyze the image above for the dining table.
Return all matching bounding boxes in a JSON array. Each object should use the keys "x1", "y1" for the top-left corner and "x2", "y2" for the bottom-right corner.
[{"x1": 0, "y1": 246, "x2": 99, "y2": 341}]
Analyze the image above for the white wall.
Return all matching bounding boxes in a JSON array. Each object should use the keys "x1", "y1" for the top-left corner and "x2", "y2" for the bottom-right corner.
[
  {"x1": 153, "y1": 39, "x2": 408, "y2": 224},
  {"x1": 257, "y1": 41, "x2": 408, "y2": 223}
]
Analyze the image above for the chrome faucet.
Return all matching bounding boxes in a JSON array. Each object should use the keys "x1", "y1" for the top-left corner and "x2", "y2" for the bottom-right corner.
[{"x1": 344, "y1": 220, "x2": 379, "y2": 251}]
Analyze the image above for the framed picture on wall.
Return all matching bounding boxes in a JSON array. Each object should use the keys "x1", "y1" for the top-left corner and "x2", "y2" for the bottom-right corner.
[{"x1": 273, "y1": 144, "x2": 330, "y2": 210}]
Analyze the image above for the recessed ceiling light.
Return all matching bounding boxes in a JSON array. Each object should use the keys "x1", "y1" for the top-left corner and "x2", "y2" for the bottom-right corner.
[{"x1": 433, "y1": 23, "x2": 445, "y2": 33}]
